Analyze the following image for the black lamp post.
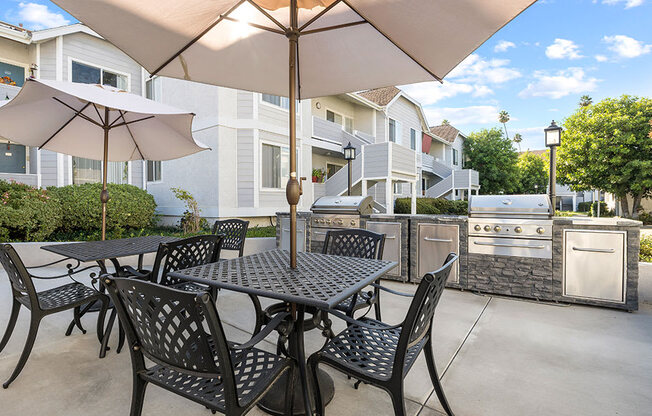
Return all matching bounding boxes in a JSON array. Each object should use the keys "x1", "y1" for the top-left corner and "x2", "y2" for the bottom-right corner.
[
  {"x1": 544, "y1": 120, "x2": 562, "y2": 211},
  {"x1": 343, "y1": 141, "x2": 356, "y2": 196}
]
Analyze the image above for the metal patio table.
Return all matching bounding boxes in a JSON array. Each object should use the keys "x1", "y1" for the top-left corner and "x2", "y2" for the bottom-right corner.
[
  {"x1": 169, "y1": 248, "x2": 398, "y2": 416},
  {"x1": 42, "y1": 235, "x2": 178, "y2": 356}
]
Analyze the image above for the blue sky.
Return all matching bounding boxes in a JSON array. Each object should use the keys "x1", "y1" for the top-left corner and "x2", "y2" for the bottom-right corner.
[{"x1": 2, "y1": 0, "x2": 651, "y2": 151}]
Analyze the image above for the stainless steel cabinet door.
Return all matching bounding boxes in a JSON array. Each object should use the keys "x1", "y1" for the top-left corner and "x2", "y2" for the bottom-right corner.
[
  {"x1": 366, "y1": 222, "x2": 401, "y2": 278},
  {"x1": 280, "y1": 218, "x2": 306, "y2": 252},
  {"x1": 418, "y1": 224, "x2": 459, "y2": 282},
  {"x1": 563, "y1": 230, "x2": 626, "y2": 303}
]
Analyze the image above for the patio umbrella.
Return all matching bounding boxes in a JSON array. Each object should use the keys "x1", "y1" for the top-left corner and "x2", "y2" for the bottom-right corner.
[
  {"x1": 0, "y1": 77, "x2": 208, "y2": 240},
  {"x1": 52, "y1": 0, "x2": 536, "y2": 267}
]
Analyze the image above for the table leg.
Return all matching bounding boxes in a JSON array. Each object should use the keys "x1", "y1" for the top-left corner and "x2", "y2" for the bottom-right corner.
[{"x1": 293, "y1": 305, "x2": 312, "y2": 416}]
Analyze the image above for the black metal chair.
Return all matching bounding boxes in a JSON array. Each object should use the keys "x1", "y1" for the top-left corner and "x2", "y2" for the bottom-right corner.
[
  {"x1": 308, "y1": 253, "x2": 459, "y2": 416},
  {"x1": 323, "y1": 229, "x2": 385, "y2": 320},
  {"x1": 103, "y1": 276, "x2": 295, "y2": 416},
  {"x1": 213, "y1": 219, "x2": 249, "y2": 257},
  {"x1": 0, "y1": 244, "x2": 109, "y2": 388}
]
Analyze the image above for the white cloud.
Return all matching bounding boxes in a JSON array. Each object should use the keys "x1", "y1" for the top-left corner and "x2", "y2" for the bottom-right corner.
[
  {"x1": 494, "y1": 40, "x2": 516, "y2": 53},
  {"x1": 600, "y1": 0, "x2": 644, "y2": 9},
  {"x1": 16, "y1": 2, "x2": 69, "y2": 30},
  {"x1": 424, "y1": 105, "x2": 500, "y2": 126},
  {"x1": 603, "y1": 35, "x2": 651, "y2": 58},
  {"x1": 519, "y1": 68, "x2": 599, "y2": 99},
  {"x1": 448, "y1": 54, "x2": 522, "y2": 84},
  {"x1": 400, "y1": 82, "x2": 473, "y2": 106},
  {"x1": 473, "y1": 85, "x2": 494, "y2": 97},
  {"x1": 594, "y1": 54, "x2": 609, "y2": 62},
  {"x1": 545, "y1": 39, "x2": 583, "y2": 60}
]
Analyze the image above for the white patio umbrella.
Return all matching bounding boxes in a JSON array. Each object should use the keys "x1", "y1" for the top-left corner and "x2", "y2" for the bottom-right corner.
[
  {"x1": 52, "y1": 0, "x2": 536, "y2": 266},
  {"x1": 0, "y1": 78, "x2": 208, "y2": 239}
]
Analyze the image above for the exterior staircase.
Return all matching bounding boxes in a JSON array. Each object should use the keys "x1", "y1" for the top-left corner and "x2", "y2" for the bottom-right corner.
[{"x1": 422, "y1": 153, "x2": 480, "y2": 198}]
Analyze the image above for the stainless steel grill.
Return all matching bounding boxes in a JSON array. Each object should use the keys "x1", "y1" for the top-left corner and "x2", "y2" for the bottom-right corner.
[
  {"x1": 309, "y1": 196, "x2": 373, "y2": 248},
  {"x1": 468, "y1": 194, "x2": 552, "y2": 219}
]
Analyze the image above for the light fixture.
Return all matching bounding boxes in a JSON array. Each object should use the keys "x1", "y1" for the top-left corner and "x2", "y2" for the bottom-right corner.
[
  {"x1": 544, "y1": 120, "x2": 562, "y2": 147},
  {"x1": 544, "y1": 121, "x2": 562, "y2": 215},
  {"x1": 343, "y1": 141, "x2": 356, "y2": 161},
  {"x1": 315, "y1": 101, "x2": 321, "y2": 109}
]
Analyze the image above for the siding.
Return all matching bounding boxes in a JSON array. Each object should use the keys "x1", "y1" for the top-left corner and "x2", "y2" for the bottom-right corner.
[
  {"x1": 39, "y1": 39, "x2": 56, "y2": 80},
  {"x1": 131, "y1": 161, "x2": 144, "y2": 189},
  {"x1": 237, "y1": 91, "x2": 254, "y2": 119},
  {"x1": 40, "y1": 150, "x2": 58, "y2": 187},
  {"x1": 237, "y1": 129, "x2": 255, "y2": 207},
  {"x1": 29, "y1": 147, "x2": 37, "y2": 174},
  {"x1": 387, "y1": 96, "x2": 421, "y2": 152},
  {"x1": 364, "y1": 143, "x2": 389, "y2": 178},
  {"x1": 259, "y1": 101, "x2": 290, "y2": 129},
  {"x1": 375, "y1": 111, "x2": 386, "y2": 143}
]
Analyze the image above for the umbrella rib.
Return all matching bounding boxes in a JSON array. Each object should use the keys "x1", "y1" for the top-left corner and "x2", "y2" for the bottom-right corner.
[
  {"x1": 40, "y1": 102, "x2": 92, "y2": 150},
  {"x1": 110, "y1": 115, "x2": 155, "y2": 129},
  {"x1": 117, "y1": 110, "x2": 145, "y2": 160},
  {"x1": 92, "y1": 103, "x2": 105, "y2": 125},
  {"x1": 298, "y1": 0, "x2": 342, "y2": 32},
  {"x1": 340, "y1": 0, "x2": 443, "y2": 83},
  {"x1": 52, "y1": 97, "x2": 103, "y2": 128},
  {"x1": 108, "y1": 111, "x2": 126, "y2": 128},
  {"x1": 150, "y1": 0, "x2": 247, "y2": 77},
  {"x1": 301, "y1": 21, "x2": 367, "y2": 35},
  {"x1": 222, "y1": 16, "x2": 285, "y2": 35},
  {"x1": 245, "y1": 0, "x2": 287, "y2": 32}
]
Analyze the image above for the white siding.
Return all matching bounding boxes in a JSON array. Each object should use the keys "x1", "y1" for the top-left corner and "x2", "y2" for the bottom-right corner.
[
  {"x1": 40, "y1": 150, "x2": 57, "y2": 187},
  {"x1": 39, "y1": 39, "x2": 56, "y2": 80},
  {"x1": 387, "y1": 96, "x2": 421, "y2": 152},
  {"x1": 375, "y1": 111, "x2": 386, "y2": 143},
  {"x1": 237, "y1": 91, "x2": 254, "y2": 119},
  {"x1": 237, "y1": 129, "x2": 255, "y2": 207}
]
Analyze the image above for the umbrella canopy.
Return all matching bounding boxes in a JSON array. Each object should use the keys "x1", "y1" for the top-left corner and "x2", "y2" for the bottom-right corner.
[
  {"x1": 0, "y1": 78, "x2": 207, "y2": 161},
  {"x1": 52, "y1": 0, "x2": 535, "y2": 267}
]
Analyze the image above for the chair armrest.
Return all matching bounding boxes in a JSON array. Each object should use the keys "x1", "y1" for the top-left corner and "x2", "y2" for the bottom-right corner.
[
  {"x1": 326, "y1": 308, "x2": 401, "y2": 330},
  {"x1": 26, "y1": 257, "x2": 80, "y2": 270},
  {"x1": 231, "y1": 311, "x2": 290, "y2": 350},
  {"x1": 371, "y1": 283, "x2": 414, "y2": 297},
  {"x1": 30, "y1": 263, "x2": 101, "y2": 280},
  {"x1": 120, "y1": 265, "x2": 152, "y2": 280}
]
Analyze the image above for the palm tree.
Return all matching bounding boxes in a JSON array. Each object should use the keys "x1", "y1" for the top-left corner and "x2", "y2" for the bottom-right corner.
[
  {"x1": 513, "y1": 133, "x2": 523, "y2": 152},
  {"x1": 498, "y1": 110, "x2": 510, "y2": 139},
  {"x1": 579, "y1": 95, "x2": 593, "y2": 107},
  {"x1": 441, "y1": 119, "x2": 450, "y2": 125}
]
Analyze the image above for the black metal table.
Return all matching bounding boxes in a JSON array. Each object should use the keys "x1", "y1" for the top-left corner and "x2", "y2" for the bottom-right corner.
[
  {"x1": 169, "y1": 249, "x2": 397, "y2": 416},
  {"x1": 42, "y1": 235, "x2": 178, "y2": 356}
]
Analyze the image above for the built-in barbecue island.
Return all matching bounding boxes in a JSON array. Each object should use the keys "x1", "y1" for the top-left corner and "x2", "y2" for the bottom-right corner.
[{"x1": 277, "y1": 195, "x2": 641, "y2": 311}]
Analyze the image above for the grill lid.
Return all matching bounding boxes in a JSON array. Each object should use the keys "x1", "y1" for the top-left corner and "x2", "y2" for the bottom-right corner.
[
  {"x1": 468, "y1": 194, "x2": 552, "y2": 218},
  {"x1": 310, "y1": 195, "x2": 374, "y2": 215}
]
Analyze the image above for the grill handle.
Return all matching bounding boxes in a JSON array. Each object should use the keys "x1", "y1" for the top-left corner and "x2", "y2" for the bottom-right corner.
[
  {"x1": 473, "y1": 241, "x2": 546, "y2": 249},
  {"x1": 385, "y1": 236, "x2": 397, "y2": 240},
  {"x1": 572, "y1": 246, "x2": 615, "y2": 254},
  {"x1": 424, "y1": 237, "x2": 453, "y2": 243}
]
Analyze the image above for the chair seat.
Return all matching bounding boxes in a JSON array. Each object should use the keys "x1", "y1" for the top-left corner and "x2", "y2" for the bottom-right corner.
[
  {"x1": 334, "y1": 290, "x2": 374, "y2": 313},
  {"x1": 17, "y1": 282, "x2": 101, "y2": 311},
  {"x1": 171, "y1": 281, "x2": 210, "y2": 293},
  {"x1": 318, "y1": 318, "x2": 426, "y2": 381},
  {"x1": 141, "y1": 346, "x2": 289, "y2": 411}
]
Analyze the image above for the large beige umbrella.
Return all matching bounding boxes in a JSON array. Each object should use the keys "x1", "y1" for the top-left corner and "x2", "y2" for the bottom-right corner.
[
  {"x1": 53, "y1": 0, "x2": 536, "y2": 265},
  {"x1": 0, "y1": 78, "x2": 208, "y2": 239}
]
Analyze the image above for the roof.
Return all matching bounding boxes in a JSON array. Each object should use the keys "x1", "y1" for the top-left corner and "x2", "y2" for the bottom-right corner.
[
  {"x1": 31, "y1": 24, "x2": 102, "y2": 42},
  {"x1": 0, "y1": 20, "x2": 31, "y2": 44},
  {"x1": 429, "y1": 124, "x2": 460, "y2": 143},
  {"x1": 357, "y1": 86, "x2": 401, "y2": 106}
]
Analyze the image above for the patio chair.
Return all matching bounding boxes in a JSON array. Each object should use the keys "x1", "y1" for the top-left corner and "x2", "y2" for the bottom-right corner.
[
  {"x1": 103, "y1": 277, "x2": 295, "y2": 416},
  {"x1": 0, "y1": 244, "x2": 109, "y2": 388},
  {"x1": 308, "y1": 253, "x2": 459, "y2": 416}
]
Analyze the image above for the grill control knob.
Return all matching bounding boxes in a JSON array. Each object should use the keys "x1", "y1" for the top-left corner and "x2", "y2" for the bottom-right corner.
[
  {"x1": 474, "y1": 225, "x2": 481, "y2": 231},
  {"x1": 483, "y1": 225, "x2": 491, "y2": 232},
  {"x1": 514, "y1": 226, "x2": 523, "y2": 233},
  {"x1": 337, "y1": 219, "x2": 343, "y2": 225},
  {"x1": 351, "y1": 220, "x2": 356, "y2": 226},
  {"x1": 494, "y1": 226, "x2": 501, "y2": 232},
  {"x1": 536, "y1": 227, "x2": 545, "y2": 234}
]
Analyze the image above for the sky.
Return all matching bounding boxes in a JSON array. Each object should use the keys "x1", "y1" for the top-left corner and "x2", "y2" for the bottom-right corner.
[{"x1": 2, "y1": 0, "x2": 651, "y2": 151}]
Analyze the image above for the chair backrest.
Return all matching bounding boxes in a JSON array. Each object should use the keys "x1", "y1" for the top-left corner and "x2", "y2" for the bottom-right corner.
[
  {"x1": 150, "y1": 235, "x2": 223, "y2": 286},
  {"x1": 0, "y1": 244, "x2": 38, "y2": 303},
  {"x1": 322, "y1": 228, "x2": 385, "y2": 260},
  {"x1": 212, "y1": 219, "x2": 249, "y2": 256},
  {"x1": 105, "y1": 277, "x2": 234, "y2": 383},
  {"x1": 395, "y1": 253, "x2": 458, "y2": 371}
]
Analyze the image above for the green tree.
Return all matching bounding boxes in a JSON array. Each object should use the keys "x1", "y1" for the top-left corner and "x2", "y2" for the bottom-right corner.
[
  {"x1": 557, "y1": 95, "x2": 652, "y2": 217},
  {"x1": 579, "y1": 95, "x2": 593, "y2": 107},
  {"x1": 517, "y1": 151, "x2": 549, "y2": 194},
  {"x1": 513, "y1": 132, "x2": 523, "y2": 152},
  {"x1": 463, "y1": 128, "x2": 519, "y2": 195},
  {"x1": 498, "y1": 110, "x2": 510, "y2": 139}
]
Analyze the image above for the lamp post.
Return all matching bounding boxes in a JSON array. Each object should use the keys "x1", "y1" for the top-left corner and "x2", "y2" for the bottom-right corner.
[
  {"x1": 343, "y1": 141, "x2": 356, "y2": 196},
  {"x1": 544, "y1": 120, "x2": 562, "y2": 211}
]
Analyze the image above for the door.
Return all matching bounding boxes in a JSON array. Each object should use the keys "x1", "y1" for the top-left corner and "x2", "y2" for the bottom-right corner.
[
  {"x1": 564, "y1": 230, "x2": 626, "y2": 303},
  {"x1": 366, "y1": 222, "x2": 402, "y2": 279},
  {"x1": 280, "y1": 217, "x2": 306, "y2": 252},
  {"x1": 418, "y1": 223, "x2": 459, "y2": 283},
  {"x1": 0, "y1": 143, "x2": 26, "y2": 173}
]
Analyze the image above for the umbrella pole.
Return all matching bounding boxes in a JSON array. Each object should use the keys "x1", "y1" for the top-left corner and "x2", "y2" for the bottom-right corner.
[
  {"x1": 100, "y1": 107, "x2": 110, "y2": 240},
  {"x1": 286, "y1": 0, "x2": 300, "y2": 269}
]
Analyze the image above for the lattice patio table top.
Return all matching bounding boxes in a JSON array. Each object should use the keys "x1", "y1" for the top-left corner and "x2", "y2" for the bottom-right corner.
[
  {"x1": 41, "y1": 236, "x2": 179, "y2": 262},
  {"x1": 169, "y1": 249, "x2": 398, "y2": 309}
]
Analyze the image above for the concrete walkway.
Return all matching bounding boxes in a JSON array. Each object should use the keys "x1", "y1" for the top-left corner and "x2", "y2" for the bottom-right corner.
[{"x1": 0, "y1": 263, "x2": 650, "y2": 416}]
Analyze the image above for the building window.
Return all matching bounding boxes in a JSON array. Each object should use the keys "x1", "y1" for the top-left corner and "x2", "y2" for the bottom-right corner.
[
  {"x1": 262, "y1": 143, "x2": 290, "y2": 189},
  {"x1": 452, "y1": 148, "x2": 459, "y2": 166},
  {"x1": 410, "y1": 128, "x2": 416, "y2": 150},
  {"x1": 0, "y1": 61, "x2": 25, "y2": 87},
  {"x1": 326, "y1": 163, "x2": 343, "y2": 179},
  {"x1": 326, "y1": 110, "x2": 354, "y2": 134},
  {"x1": 389, "y1": 119, "x2": 396, "y2": 142},
  {"x1": 71, "y1": 61, "x2": 128, "y2": 89},
  {"x1": 145, "y1": 78, "x2": 156, "y2": 100},
  {"x1": 147, "y1": 161, "x2": 161, "y2": 182}
]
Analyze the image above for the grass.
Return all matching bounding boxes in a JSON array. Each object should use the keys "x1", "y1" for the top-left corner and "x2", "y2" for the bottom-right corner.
[
  {"x1": 641, "y1": 235, "x2": 652, "y2": 263},
  {"x1": 555, "y1": 210, "x2": 588, "y2": 217}
]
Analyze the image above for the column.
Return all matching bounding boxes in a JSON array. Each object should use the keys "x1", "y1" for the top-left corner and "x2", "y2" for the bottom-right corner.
[
  {"x1": 386, "y1": 179, "x2": 393, "y2": 214},
  {"x1": 411, "y1": 182, "x2": 417, "y2": 215},
  {"x1": 361, "y1": 179, "x2": 368, "y2": 197}
]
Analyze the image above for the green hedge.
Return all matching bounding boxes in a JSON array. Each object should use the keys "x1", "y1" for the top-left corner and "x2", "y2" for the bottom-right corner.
[
  {"x1": 590, "y1": 201, "x2": 614, "y2": 217},
  {"x1": 638, "y1": 211, "x2": 652, "y2": 226},
  {"x1": 0, "y1": 180, "x2": 62, "y2": 241},
  {"x1": 395, "y1": 197, "x2": 468, "y2": 215},
  {"x1": 48, "y1": 183, "x2": 156, "y2": 232},
  {"x1": 577, "y1": 201, "x2": 592, "y2": 212},
  {"x1": 641, "y1": 235, "x2": 652, "y2": 263}
]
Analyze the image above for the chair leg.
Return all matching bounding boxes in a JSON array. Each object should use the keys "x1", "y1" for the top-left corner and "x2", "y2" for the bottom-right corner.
[
  {"x1": 389, "y1": 386, "x2": 406, "y2": 416},
  {"x1": 3, "y1": 315, "x2": 40, "y2": 389},
  {"x1": 129, "y1": 375, "x2": 148, "y2": 416},
  {"x1": 308, "y1": 356, "x2": 324, "y2": 416},
  {"x1": 117, "y1": 323, "x2": 125, "y2": 354},
  {"x1": 72, "y1": 306, "x2": 87, "y2": 335},
  {"x1": 425, "y1": 338, "x2": 454, "y2": 416},
  {"x1": 374, "y1": 286, "x2": 382, "y2": 321},
  {"x1": 249, "y1": 294, "x2": 264, "y2": 335},
  {"x1": 0, "y1": 299, "x2": 20, "y2": 354},
  {"x1": 99, "y1": 309, "x2": 117, "y2": 359},
  {"x1": 96, "y1": 296, "x2": 109, "y2": 355},
  {"x1": 284, "y1": 365, "x2": 296, "y2": 416}
]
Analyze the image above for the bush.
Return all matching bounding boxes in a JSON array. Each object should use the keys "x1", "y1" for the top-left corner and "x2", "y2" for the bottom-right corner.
[
  {"x1": 577, "y1": 202, "x2": 592, "y2": 212},
  {"x1": 590, "y1": 201, "x2": 614, "y2": 217},
  {"x1": 637, "y1": 211, "x2": 652, "y2": 225},
  {"x1": 394, "y1": 198, "x2": 468, "y2": 215},
  {"x1": 48, "y1": 183, "x2": 156, "y2": 232},
  {"x1": 0, "y1": 180, "x2": 62, "y2": 241},
  {"x1": 640, "y1": 235, "x2": 652, "y2": 263}
]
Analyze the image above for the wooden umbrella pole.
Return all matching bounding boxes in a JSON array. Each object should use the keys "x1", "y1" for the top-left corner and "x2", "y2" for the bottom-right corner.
[
  {"x1": 286, "y1": 0, "x2": 300, "y2": 269},
  {"x1": 100, "y1": 106, "x2": 110, "y2": 240}
]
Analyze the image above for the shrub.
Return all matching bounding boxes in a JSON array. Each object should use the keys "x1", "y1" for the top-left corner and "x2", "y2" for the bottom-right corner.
[
  {"x1": 590, "y1": 201, "x2": 614, "y2": 217},
  {"x1": 0, "y1": 180, "x2": 62, "y2": 241},
  {"x1": 637, "y1": 211, "x2": 652, "y2": 225},
  {"x1": 48, "y1": 183, "x2": 156, "y2": 232},
  {"x1": 394, "y1": 197, "x2": 468, "y2": 215},
  {"x1": 640, "y1": 235, "x2": 652, "y2": 263},
  {"x1": 170, "y1": 187, "x2": 206, "y2": 233},
  {"x1": 577, "y1": 202, "x2": 592, "y2": 212}
]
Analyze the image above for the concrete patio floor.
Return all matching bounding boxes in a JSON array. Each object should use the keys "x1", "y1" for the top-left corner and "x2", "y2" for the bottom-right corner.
[{"x1": 0, "y1": 263, "x2": 651, "y2": 416}]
